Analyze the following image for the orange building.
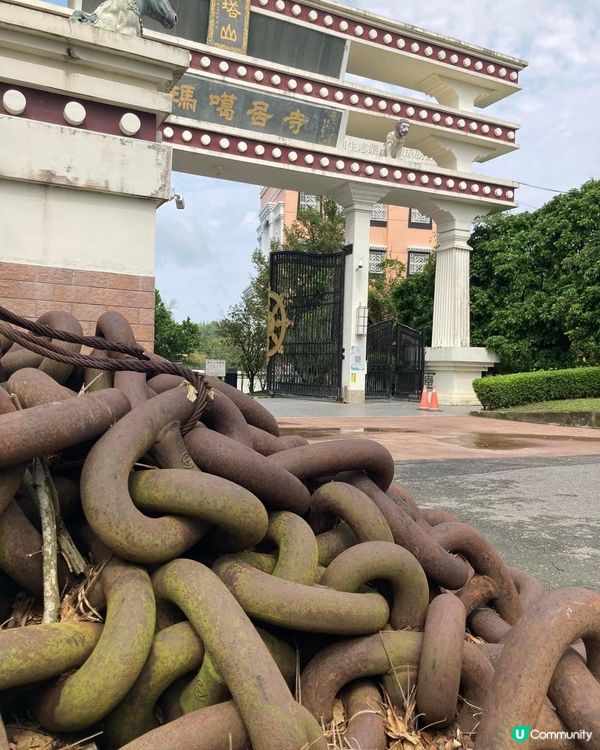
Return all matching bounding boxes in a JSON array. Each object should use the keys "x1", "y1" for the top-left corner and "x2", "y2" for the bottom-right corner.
[{"x1": 258, "y1": 188, "x2": 436, "y2": 277}]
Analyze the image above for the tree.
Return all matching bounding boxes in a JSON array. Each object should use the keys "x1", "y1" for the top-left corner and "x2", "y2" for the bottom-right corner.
[
  {"x1": 368, "y1": 258, "x2": 406, "y2": 324},
  {"x1": 390, "y1": 256, "x2": 435, "y2": 344},
  {"x1": 154, "y1": 290, "x2": 203, "y2": 361},
  {"x1": 274, "y1": 197, "x2": 346, "y2": 254},
  {"x1": 390, "y1": 179, "x2": 600, "y2": 373},
  {"x1": 185, "y1": 321, "x2": 240, "y2": 370},
  {"x1": 219, "y1": 249, "x2": 269, "y2": 393}
]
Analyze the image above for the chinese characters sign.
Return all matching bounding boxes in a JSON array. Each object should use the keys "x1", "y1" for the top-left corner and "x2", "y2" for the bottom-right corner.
[
  {"x1": 171, "y1": 76, "x2": 343, "y2": 147},
  {"x1": 207, "y1": 0, "x2": 250, "y2": 54}
]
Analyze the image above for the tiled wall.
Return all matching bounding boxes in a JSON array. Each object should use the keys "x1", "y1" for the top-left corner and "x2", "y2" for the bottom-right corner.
[{"x1": 0, "y1": 262, "x2": 155, "y2": 350}]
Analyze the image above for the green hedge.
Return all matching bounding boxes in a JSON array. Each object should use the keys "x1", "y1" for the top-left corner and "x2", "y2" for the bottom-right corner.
[{"x1": 473, "y1": 367, "x2": 600, "y2": 410}]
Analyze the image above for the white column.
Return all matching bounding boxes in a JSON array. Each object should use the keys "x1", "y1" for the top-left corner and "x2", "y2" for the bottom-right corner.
[
  {"x1": 424, "y1": 200, "x2": 499, "y2": 404},
  {"x1": 431, "y1": 222, "x2": 472, "y2": 348},
  {"x1": 330, "y1": 184, "x2": 387, "y2": 404}
]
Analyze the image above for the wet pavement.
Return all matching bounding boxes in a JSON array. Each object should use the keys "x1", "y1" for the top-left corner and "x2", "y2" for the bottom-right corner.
[
  {"x1": 277, "y1": 416, "x2": 600, "y2": 461},
  {"x1": 267, "y1": 400, "x2": 600, "y2": 592}
]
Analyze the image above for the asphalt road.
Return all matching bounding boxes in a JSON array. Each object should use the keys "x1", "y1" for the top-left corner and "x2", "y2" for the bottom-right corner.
[{"x1": 394, "y1": 454, "x2": 600, "y2": 592}]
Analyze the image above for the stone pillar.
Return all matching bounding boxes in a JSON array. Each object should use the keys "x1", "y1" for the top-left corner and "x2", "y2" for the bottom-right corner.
[
  {"x1": 330, "y1": 184, "x2": 387, "y2": 404},
  {"x1": 425, "y1": 201, "x2": 498, "y2": 404},
  {"x1": 0, "y1": 1, "x2": 189, "y2": 348},
  {"x1": 431, "y1": 222, "x2": 472, "y2": 348}
]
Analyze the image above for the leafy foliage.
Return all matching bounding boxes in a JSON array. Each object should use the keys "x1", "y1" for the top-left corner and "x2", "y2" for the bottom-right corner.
[
  {"x1": 154, "y1": 290, "x2": 204, "y2": 361},
  {"x1": 473, "y1": 366, "x2": 600, "y2": 410},
  {"x1": 186, "y1": 321, "x2": 240, "y2": 370},
  {"x1": 391, "y1": 180, "x2": 600, "y2": 373},
  {"x1": 274, "y1": 197, "x2": 346, "y2": 255},
  {"x1": 219, "y1": 249, "x2": 269, "y2": 393},
  {"x1": 390, "y1": 256, "x2": 435, "y2": 344},
  {"x1": 368, "y1": 259, "x2": 406, "y2": 324}
]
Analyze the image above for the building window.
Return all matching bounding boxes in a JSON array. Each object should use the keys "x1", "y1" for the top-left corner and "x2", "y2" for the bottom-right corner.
[
  {"x1": 408, "y1": 208, "x2": 433, "y2": 229},
  {"x1": 407, "y1": 248, "x2": 431, "y2": 275},
  {"x1": 371, "y1": 203, "x2": 387, "y2": 226},
  {"x1": 298, "y1": 193, "x2": 321, "y2": 212},
  {"x1": 369, "y1": 246, "x2": 387, "y2": 274}
]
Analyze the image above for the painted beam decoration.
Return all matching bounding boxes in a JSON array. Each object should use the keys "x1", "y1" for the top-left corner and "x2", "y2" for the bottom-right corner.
[
  {"x1": 207, "y1": 0, "x2": 251, "y2": 54},
  {"x1": 171, "y1": 75, "x2": 343, "y2": 146}
]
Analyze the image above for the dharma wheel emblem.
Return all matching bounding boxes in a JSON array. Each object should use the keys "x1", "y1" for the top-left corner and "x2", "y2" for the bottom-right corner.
[{"x1": 267, "y1": 291, "x2": 292, "y2": 358}]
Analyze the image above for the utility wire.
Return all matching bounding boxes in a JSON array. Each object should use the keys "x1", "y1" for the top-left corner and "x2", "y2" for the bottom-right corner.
[{"x1": 518, "y1": 181, "x2": 567, "y2": 194}]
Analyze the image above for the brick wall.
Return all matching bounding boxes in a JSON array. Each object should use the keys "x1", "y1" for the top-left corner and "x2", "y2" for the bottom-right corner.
[{"x1": 0, "y1": 262, "x2": 155, "y2": 350}]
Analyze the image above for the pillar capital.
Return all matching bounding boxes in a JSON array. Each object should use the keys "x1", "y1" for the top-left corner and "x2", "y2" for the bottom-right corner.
[{"x1": 328, "y1": 183, "x2": 389, "y2": 213}]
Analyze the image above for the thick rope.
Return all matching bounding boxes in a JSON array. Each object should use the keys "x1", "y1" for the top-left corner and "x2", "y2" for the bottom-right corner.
[
  {"x1": 0, "y1": 305, "x2": 146, "y2": 358},
  {"x1": 0, "y1": 314, "x2": 211, "y2": 435}
]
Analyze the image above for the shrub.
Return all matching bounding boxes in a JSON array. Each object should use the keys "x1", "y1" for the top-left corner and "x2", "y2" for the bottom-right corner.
[{"x1": 473, "y1": 367, "x2": 600, "y2": 410}]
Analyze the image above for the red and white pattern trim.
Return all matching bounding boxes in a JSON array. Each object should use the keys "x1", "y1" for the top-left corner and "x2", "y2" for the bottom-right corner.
[
  {"x1": 190, "y1": 51, "x2": 518, "y2": 145},
  {"x1": 162, "y1": 122, "x2": 517, "y2": 204},
  {"x1": 251, "y1": 0, "x2": 520, "y2": 84}
]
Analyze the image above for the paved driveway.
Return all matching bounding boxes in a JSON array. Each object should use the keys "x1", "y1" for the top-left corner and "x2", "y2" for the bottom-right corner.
[{"x1": 394, "y1": 455, "x2": 600, "y2": 592}]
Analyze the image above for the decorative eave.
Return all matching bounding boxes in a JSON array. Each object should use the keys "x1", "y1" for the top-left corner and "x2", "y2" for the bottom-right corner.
[
  {"x1": 172, "y1": 45, "x2": 520, "y2": 167},
  {"x1": 163, "y1": 116, "x2": 518, "y2": 207},
  {"x1": 249, "y1": 0, "x2": 528, "y2": 107},
  {"x1": 282, "y1": 0, "x2": 527, "y2": 68}
]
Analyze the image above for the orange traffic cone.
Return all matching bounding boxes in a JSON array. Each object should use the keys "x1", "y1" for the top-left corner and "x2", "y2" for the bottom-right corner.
[
  {"x1": 418, "y1": 386, "x2": 430, "y2": 410},
  {"x1": 428, "y1": 386, "x2": 442, "y2": 411}
]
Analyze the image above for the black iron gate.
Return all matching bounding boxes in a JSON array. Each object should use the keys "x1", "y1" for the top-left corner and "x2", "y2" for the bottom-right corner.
[
  {"x1": 366, "y1": 320, "x2": 424, "y2": 400},
  {"x1": 267, "y1": 250, "x2": 346, "y2": 399}
]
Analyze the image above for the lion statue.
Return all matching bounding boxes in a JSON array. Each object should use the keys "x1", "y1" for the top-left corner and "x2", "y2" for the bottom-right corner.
[{"x1": 382, "y1": 120, "x2": 411, "y2": 159}]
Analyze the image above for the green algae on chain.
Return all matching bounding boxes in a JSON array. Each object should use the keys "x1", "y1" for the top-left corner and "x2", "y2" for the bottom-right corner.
[
  {"x1": 118, "y1": 699, "x2": 250, "y2": 750},
  {"x1": 416, "y1": 593, "x2": 466, "y2": 728},
  {"x1": 263, "y1": 511, "x2": 319, "y2": 584},
  {"x1": 34, "y1": 558, "x2": 156, "y2": 733},
  {"x1": 151, "y1": 558, "x2": 327, "y2": 750},
  {"x1": 81, "y1": 387, "x2": 207, "y2": 563},
  {"x1": 310, "y1": 482, "x2": 394, "y2": 544},
  {"x1": 105, "y1": 622, "x2": 205, "y2": 748},
  {"x1": 316, "y1": 522, "x2": 358, "y2": 566},
  {"x1": 213, "y1": 555, "x2": 389, "y2": 634},
  {"x1": 129, "y1": 469, "x2": 268, "y2": 553},
  {"x1": 346, "y1": 472, "x2": 470, "y2": 590},
  {"x1": 320, "y1": 541, "x2": 430, "y2": 630},
  {"x1": 300, "y1": 630, "x2": 423, "y2": 723},
  {"x1": 179, "y1": 625, "x2": 297, "y2": 715},
  {"x1": 0, "y1": 622, "x2": 102, "y2": 690},
  {"x1": 179, "y1": 651, "x2": 228, "y2": 715}
]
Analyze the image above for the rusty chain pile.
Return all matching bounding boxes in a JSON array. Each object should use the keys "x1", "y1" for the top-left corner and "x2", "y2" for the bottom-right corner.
[{"x1": 0, "y1": 306, "x2": 598, "y2": 750}]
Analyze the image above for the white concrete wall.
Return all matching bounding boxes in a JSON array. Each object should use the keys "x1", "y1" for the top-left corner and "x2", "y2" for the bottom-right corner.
[
  {"x1": 0, "y1": 118, "x2": 172, "y2": 201},
  {"x1": 0, "y1": 179, "x2": 156, "y2": 276}
]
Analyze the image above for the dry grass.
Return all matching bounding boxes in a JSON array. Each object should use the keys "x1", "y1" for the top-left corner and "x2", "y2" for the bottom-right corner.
[
  {"x1": 5, "y1": 723, "x2": 100, "y2": 750},
  {"x1": 319, "y1": 683, "x2": 470, "y2": 750}
]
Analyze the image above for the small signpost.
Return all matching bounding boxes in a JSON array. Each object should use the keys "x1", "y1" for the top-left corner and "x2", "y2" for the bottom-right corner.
[{"x1": 205, "y1": 359, "x2": 227, "y2": 378}]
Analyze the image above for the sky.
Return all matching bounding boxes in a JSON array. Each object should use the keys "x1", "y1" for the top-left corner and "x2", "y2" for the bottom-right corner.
[{"x1": 50, "y1": 0, "x2": 600, "y2": 321}]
